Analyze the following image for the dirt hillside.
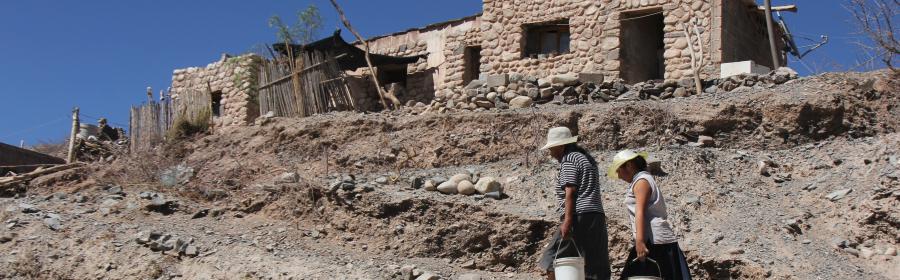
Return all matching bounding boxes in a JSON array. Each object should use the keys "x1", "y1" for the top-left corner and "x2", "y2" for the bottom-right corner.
[{"x1": 1, "y1": 70, "x2": 898, "y2": 279}]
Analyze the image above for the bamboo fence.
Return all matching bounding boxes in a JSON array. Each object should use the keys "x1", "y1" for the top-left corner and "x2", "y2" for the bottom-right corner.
[
  {"x1": 129, "y1": 89, "x2": 212, "y2": 152},
  {"x1": 257, "y1": 50, "x2": 354, "y2": 118}
]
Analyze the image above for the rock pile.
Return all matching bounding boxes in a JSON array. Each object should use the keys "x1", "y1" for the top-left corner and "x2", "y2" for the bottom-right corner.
[
  {"x1": 417, "y1": 68, "x2": 800, "y2": 113},
  {"x1": 135, "y1": 231, "x2": 200, "y2": 257},
  {"x1": 426, "y1": 172, "x2": 503, "y2": 199}
]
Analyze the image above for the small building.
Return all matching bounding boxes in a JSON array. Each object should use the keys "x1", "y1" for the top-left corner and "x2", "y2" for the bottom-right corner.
[{"x1": 364, "y1": 0, "x2": 786, "y2": 98}]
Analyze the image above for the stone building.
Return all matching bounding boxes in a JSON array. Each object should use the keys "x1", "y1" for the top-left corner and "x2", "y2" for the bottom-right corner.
[
  {"x1": 364, "y1": 0, "x2": 786, "y2": 101},
  {"x1": 169, "y1": 54, "x2": 263, "y2": 128},
  {"x1": 162, "y1": 0, "x2": 788, "y2": 127}
]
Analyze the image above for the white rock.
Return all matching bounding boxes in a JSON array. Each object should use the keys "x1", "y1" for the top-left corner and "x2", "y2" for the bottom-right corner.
[
  {"x1": 449, "y1": 173, "x2": 471, "y2": 184},
  {"x1": 423, "y1": 180, "x2": 437, "y2": 191},
  {"x1": 861, "y1": 248, "x2": 876, "y2": 259},
  {"x1": 457, "y1": 180, "x2": 476, "y2": 195},
  {"x1": 415, "y1": 272, "x2": 440, "y2": 280},
  {"x1": 550, "y1": 74, "x2": 579, "y2": 86},
  {"x1": 884, "y1": 247, "x2": 897, "y2": 256},
  {"x1": 437, "y1": 181, "x2": 458, "y2": 194},
  {"x1": 475, "y1": 177, "x2": 502, "y2": 194},
  {"x1": 509, "y1": 96, "x2": 533, "y2": 109}
]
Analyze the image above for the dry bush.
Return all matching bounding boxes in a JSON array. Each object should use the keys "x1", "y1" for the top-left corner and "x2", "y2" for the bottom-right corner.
[
  {"x1": 166, "y1": 108, "x2": 211, "y2": 140},
  {"x1": 848, "y1": 0, "x2": 900, "y2": 72}
]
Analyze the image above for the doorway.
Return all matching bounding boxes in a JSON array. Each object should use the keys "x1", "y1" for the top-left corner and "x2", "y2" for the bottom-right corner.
[{"x1": 620, "y1": 9, "x2": 665, "y2": 83}]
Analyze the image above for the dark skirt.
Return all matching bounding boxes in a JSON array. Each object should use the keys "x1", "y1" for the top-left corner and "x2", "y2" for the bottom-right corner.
[
  {"x1": 620, "y1": 242, "x2": 691, "y2": 280},
  {"x1": 539, "y1": 212, "x2": 611, "y2": 280}
]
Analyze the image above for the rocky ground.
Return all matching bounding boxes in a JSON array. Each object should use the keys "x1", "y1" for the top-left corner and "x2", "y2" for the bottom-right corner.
[{"x1": 1, "y1": 70, "x2": 898, "y2": 280}]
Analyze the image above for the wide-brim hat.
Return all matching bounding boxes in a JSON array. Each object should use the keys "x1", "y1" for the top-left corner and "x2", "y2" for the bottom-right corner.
[
  {"x1": 606, "y1": 149, "x2": 649, "y2": 178},
  {"x1": 540, "y1": 127, "x2": 578, "y2": 150}
]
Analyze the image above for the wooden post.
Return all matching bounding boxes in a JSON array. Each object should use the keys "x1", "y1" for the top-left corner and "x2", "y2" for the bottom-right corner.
[
  {"x1": 764, "y1": 0, "x2": 780, "y2": 69},
  {"x1": 684, "y1": 21, "x2": 706, "y2": 95},
  {"x1": 146, "y1": 87, "x2": 153, "y2": 104},
  {"x1": 328, "y1": 0, "x2": 392, "y2": 110},
  {"x1": 66, "y1": 107, "x2": 79, "y2": 163}
]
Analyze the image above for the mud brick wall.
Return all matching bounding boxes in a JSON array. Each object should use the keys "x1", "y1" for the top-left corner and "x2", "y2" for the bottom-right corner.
[
  {"x1": 721, "y1": 0, "x2": 787, "y2": 70},
  {"x1": 170, "y1": 54, "x2": 263, "y2": 128}
]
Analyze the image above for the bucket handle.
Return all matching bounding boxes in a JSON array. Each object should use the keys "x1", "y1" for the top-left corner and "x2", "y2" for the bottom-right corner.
[
  {"x1": 553, "y1": 237, "x2": 584, "y2": 261},
  {"x1": 624, "y1": 257, "x2": 662, "y2": 278}
]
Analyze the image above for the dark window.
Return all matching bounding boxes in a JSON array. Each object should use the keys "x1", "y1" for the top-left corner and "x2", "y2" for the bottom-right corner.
[
  {"x1": 524, "y1": 21, "x2": 570, "y2": 58},
  {"x1": 378, "y1": 65, "x2": 408, "y2": 86},
  {"x1": 463, "y1": 46, "x2": 482, "y2": 84},
  {"x1": 210, "y1": 91, "x2": 222, "y2": 117}
]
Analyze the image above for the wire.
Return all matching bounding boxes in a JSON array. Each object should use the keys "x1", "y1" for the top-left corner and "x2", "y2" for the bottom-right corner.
[
  {"x1": 0, "y1": 115, "x2": 70, "y2": 139},
  {"x1": 619, "y1": 11, "x2": 665, "y2": 22},
  {"x1": 79, "y1": 112, "x2": 128, "y2": 127}
]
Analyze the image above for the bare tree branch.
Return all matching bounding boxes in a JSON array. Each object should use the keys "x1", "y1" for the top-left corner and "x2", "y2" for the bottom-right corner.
[{"x1": 328, "y1": 0, "x2": 393, "y2": 110}]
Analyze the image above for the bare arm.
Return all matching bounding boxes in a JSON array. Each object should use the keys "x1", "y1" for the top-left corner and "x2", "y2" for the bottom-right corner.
[
  {"x1": 561, "y1": 185, "x2": 576, "y2": 239},
  {"x1": 633, "y1": 179, "x2": 652, "y2": 260}
]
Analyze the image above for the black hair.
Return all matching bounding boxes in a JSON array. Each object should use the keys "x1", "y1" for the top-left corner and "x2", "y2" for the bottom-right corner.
[
  {"x1": 627, "y1": 156, "x2": 648, "y2": 172},
  {"x1": 563, "y1": 143, "x2": 598, "y2": 167}
]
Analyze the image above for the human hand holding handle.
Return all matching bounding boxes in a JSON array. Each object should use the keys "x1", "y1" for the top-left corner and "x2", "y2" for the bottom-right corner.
[{"x1": 636, "y1": 241, "x2": 649, "y2": 261}]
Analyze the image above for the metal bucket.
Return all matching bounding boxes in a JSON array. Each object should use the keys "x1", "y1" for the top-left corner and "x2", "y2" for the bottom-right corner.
[{"x1": 625, "y1": 258, "x2": 663, "y2": 280}]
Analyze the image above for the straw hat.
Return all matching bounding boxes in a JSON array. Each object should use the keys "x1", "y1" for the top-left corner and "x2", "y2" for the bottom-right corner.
[
  {"x1": 540, "y1": 127, "x2": 578, "y2": 150},
  {"x1": 606, "y1": 149, "x2": 649, "y2": 178}
]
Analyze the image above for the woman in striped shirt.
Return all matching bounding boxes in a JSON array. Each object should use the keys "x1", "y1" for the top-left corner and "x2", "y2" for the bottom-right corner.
[{"x1": 538, "y1": 127, "x2": 611, "y2": 280}]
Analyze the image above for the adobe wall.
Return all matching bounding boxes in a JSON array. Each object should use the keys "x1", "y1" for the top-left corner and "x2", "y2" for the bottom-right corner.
[{"x1": 170, "y1": 54, "x2": 263, "y2": 128}]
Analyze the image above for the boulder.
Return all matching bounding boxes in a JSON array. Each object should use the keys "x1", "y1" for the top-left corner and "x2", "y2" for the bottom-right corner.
[
  {"x1": 423, "y1": 180, "x2": 437, "y2": 191},
  {"x1": 577, "y1": 73, "x2": 604, "y2": 84},
  {"x1": 464, "y1": 80, "x2": 486, "y2": 89},
  {"x1": 537, "y1": 78, "x2": 551, "y2": 88},
  {"x1": 436, "y1": 181, "x2": 458, "y2": 194},
  {"x1": 457, "y1": 180, "x2": 476, "y2": 195},
  {"x1": 509, "y1": 96, "x2": 533, "y2": 109},
  {"x1": 486, "y1": 74, "x2": 508, "y2": 88},
  {"x1": 449, "y1": 173, "x2": 472, "y2": 184},
  {"x1": 475, "y1": 177, "x2": 502, "y2": 194},
  {"x1": 540, "y1": 88, "x2": 555, "y2": 99},
  {"x1": 550, "y1": 74, "x2": 580, "y2": 86},
  {"x1": 502, "y1": 91, "x2": 519, "y2": 102},
  {"x1": 697, "y1": 135, "x2": 715, "y2": 147}
]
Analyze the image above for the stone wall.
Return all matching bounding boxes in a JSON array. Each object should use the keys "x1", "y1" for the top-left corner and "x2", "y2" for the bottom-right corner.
[
  {"x1": 170, "y1": 54, "x2": 263, "y2": 128},
  {"x1": 363, "y1": 16, "x2": 482, "y2": 108},
  {"x1": 479, "y1": 0, "x2": 717, "y2": 83},
  {"x1": 721, "y1": 0, "x2": 786, "y2": 70}
]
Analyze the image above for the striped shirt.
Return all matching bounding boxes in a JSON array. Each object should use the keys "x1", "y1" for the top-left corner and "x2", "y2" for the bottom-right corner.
[{"x1": 555, "y1": 151, "x2": 605, "y2": 215}]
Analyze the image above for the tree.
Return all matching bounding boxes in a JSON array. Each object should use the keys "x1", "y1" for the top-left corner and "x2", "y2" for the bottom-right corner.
[
  {"x1": 269, "y1": 4, "x2": 324, "y2": 45},
  {"x1": 847, "y1": 0, "x2": 899, "y2": 72}
]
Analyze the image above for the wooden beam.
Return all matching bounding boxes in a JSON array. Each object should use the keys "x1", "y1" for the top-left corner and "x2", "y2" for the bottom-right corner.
[{"x1": 757, "y1": 5, "x2": 798, "y2": 13}]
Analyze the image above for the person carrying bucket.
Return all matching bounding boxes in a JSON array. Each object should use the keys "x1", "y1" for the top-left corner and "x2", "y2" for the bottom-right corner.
[
  {"x1": 538, "y1": 127, "x2": 611, "y2": 280},
  {"x1": 608, "y1": 150, "x2": 691, "y2": 280}
]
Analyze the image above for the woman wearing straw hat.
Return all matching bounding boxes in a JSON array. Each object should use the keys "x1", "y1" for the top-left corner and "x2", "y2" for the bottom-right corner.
[
  {"x1": 608, "y1": 150, "x2": 691, "y2": 279},
  {"x1": 538, "y1": 127, "x2": 611, "y2": 280}
]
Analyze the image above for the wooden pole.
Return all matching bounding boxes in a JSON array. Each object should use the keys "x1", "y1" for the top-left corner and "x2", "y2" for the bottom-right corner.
[
  {"x1": 328, "y1": 0, "x2": 391, "y2": 110},
  {"x1": 66, "y1": 107, "x2": 79, "y2": 163},
  {"x1": 764, "y1": 0, "x2": 780, "y2": 69}
]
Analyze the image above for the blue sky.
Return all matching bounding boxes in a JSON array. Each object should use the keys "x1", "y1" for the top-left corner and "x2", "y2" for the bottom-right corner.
[{"x1": 0, "y1": 1, "x2": 882, "y2": 146}]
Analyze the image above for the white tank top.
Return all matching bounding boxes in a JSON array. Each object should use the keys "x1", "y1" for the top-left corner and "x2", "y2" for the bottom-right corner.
[{"x1": 624, "y1": 171, "x2": 678, "y2": 244}]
